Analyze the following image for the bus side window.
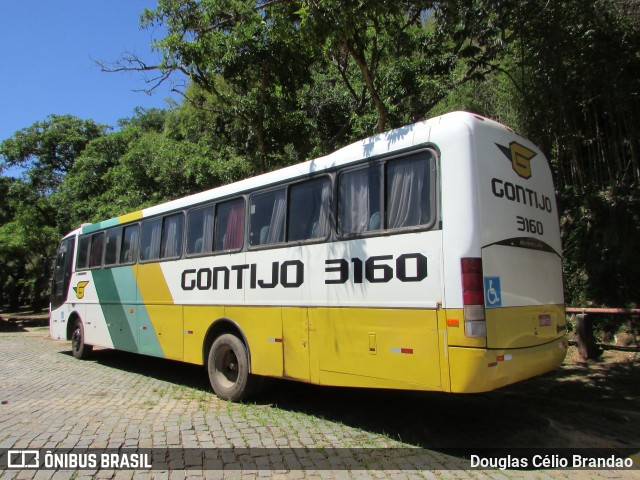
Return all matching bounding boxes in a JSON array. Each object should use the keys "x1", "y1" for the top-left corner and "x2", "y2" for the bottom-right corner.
[
  {"x1": 104, "y1": 228, "x2": 123, "y2": 266},
  {"x1": 160, "y1": 213, "x2": 184, "y2": 259},
  {"x1": 187, "y1": 205, "x2": 214, "y2": 255},
  {"x1": 215, "y1": 198, "x2": 244, "y2": 251},
  {"x1": 249, "y1": 188, "x2": 286, "y2": 246},
  {"x1": 140, "y1": 219, "x2": 161, "y2": 261},
  {"x1": 120, "y1": 224, "x2": 139, "y2": 264},
  {"x1": 385, "y1": 153, "x2": 433, "y2": 229},
  {"x1": 338, "y1": 165, "x2": 382, "y2": 235},
  {"x1": 89, "y1": 232, "x2": 104, "y2": 268},
  {"x1": 76, "y1": 236, "x2": 91, "y2": 270},
  {"x1": 288, "y1": 177, "x2": 330, "y2": 242}
]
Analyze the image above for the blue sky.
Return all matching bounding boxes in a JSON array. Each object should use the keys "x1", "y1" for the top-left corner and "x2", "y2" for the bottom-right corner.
[{"x1": 0, "y1": 1, "x2": 182, "y2": 176}]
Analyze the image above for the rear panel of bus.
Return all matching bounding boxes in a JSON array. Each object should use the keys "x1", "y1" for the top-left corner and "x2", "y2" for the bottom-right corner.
[{"x1": 436, "y1": 114, "x2": 567, "y2": 392}]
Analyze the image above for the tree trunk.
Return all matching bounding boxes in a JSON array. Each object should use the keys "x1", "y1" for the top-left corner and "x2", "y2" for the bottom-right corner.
[{"x1": 342, "y1": 39, "x2": 388, "y2": 134}]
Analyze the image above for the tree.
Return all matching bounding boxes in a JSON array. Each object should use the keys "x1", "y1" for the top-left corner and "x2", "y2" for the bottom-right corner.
[
  {"x1": 297, "y1": 1, "x2": 513, "y2": 135},
  {"x1": 0, "y1": 115, "x2": 108, "y2": 309},
  {"x1": 0, "y1": 115, "x2": 108, "y2": 193},
  {"x1": 499, "y1": 0, "x2": 640, "y2": 192},
  {"x1": 100, "y1": 0, "x2": 316, "y2": 173},
  {"x1": 0, "y1": 179, "x2": 59, "y2": 309},
  {"x1": 506, "y1": 0, "x2": 640, "y2": 306},
  {"x1": 56, "y1": 105, "x2": 254, "y2": 229},
  {"x1": 101, "y1": 1, "x2": 515, "y2": 167}
]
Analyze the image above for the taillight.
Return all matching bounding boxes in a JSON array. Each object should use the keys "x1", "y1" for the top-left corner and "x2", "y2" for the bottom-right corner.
[{"x1": 461, "y1": 257, "x2": 486, "y2": 337}]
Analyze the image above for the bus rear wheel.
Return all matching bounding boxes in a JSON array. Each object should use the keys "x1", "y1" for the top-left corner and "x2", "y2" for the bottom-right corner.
[
  {"x1": 71, "y1": 319, "x2": 93, "y2": 359},
  {"x1": 207, "y1": 334, "x2": 256, "y2": 402}
]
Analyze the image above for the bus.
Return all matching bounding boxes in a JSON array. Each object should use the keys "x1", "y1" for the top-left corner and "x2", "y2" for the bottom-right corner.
[{"x1": 49, "y1": 111, "x2": 567, "y2": 401}]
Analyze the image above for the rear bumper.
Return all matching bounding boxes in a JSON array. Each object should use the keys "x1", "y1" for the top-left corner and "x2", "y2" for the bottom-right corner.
[{"x1": 448, "y1": 337, "x2": 567, "y2": 393}]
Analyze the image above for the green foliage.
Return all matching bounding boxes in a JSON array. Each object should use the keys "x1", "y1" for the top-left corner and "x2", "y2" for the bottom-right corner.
[
  {"x1": 138, "y1": 1, "x2": 515, "y2": 163},
  {"x1": 0, "y1": 114, "x2": 109, "y2": 193},
  {"x1": 561, "y1": 186, "x2": 640, "y2": 307},
  {"x1": 141, "y1": 0, "x2": 316, "y2": 173},
  {"x1": 0, "y1": 178, "x2": 59, "y2": 309},
  {"x1": 56, "y1": 106, "x2": 253, "y2": 228},
  {"x1": 0, "y1": 115, "x2": 109, "y2": 308},
  {"x1": 435, "y1": 0, "x2": 640, "y2": 308},
  {"x1": 498, "y1": 0, "x2": 640, "y2": 191}
]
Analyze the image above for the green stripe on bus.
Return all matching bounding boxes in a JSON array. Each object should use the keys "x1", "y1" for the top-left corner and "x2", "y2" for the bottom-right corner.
[
  {"x1": 92, "y1": 268, "x2": 137, "y2": 352},
  {"x1": 81, "y1": 218, "x2": 119, "y2": 234},
  {"x1": 92, "y1": 267, "x2": 164, "y2": 357},
  {"x1": 111, "y1": 267, "x2": 163, "y2": 357}
]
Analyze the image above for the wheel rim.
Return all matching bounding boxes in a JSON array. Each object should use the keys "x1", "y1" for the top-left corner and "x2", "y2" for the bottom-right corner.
[
  {"x1": 71, "y1": 327, "x2": 81, "y2": 352},
  {"x1": 214, "y1": 345, "x2": 239, "y2": 388}
]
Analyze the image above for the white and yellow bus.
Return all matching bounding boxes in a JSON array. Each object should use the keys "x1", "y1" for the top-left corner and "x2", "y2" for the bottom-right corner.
[{"x1": 49, "y1": 111, "x2": 567, "y2": 401}]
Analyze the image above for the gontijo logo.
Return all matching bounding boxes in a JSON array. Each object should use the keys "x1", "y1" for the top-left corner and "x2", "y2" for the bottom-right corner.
[
  {"x1": 496, "y1": 141, "x2": 537, "y2": 179},
  {"x1": 73, "y1": 281, "x2": 90, "y2": 299}
]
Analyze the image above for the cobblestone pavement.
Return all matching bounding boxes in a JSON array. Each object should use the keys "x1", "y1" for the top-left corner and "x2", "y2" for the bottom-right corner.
[{"x1": 0, "y1": 330, "x2": 638, "y2": 479}]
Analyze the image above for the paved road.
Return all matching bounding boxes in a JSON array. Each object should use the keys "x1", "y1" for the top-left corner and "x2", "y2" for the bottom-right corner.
[{"x1": 0, "y1": 329, "x2": 637, "y2": 479}]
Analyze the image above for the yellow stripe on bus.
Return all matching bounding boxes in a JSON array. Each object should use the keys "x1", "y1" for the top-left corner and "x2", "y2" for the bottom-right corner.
[
  {"x1": 136, "y1": 263, "x2": 183, "y2": 361},
  {"x1": 118, "y1": 210, "x2": 143, "y2": 224}
]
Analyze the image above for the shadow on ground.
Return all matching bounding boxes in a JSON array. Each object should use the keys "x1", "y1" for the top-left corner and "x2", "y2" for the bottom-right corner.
[
  {"x1": 59, "y1": 346, "x2": 640, "y2": 452},
  {"x1": 0, "y1": 319, "x2": 27, "y2": 332}
]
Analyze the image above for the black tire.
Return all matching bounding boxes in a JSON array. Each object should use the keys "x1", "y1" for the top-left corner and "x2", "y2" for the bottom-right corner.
[
  {"x1": 207, "y1": 334, "x2": 257, "y2": 401},
  {"x1": 71, "y1": 319, "x2": 93, "y2": 359}
]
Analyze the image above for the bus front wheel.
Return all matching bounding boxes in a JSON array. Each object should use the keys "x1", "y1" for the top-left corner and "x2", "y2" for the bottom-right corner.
[
  {"x1": 71, "y1": 319, "x2": 93, "y2": 359},
  {"x1": 208, "y1": 334, "x2": 256, "y2": 402}
]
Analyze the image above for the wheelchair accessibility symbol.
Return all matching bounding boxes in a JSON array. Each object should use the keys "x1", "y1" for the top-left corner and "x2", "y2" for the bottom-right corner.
[{"x1": 484, "y1": 276, "x2": 502, "y2": 308}]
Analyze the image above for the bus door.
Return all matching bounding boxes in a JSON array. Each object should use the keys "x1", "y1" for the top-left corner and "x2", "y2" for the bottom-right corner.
[{"x1": 50, "y1": 236, "x2": 76, "y2": 310}]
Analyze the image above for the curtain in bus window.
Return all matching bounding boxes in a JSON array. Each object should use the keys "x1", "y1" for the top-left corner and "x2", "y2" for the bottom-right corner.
[
  {"x1": 120, "y1": 225, "x2": 139, "y2": 263},
  {"x1": 161, "y1": 214, "x2": 184, "y2": 258},
  {"x1": 104, "y1": 228, "x2": 123, "y2": 265},
  {"x1": 316, "y1": 179, "x2": 331, "y2": 237},
  {"x1": 201, "y1": 208, "x2": 214, "y2": 253},
  {"x1": 339, "y1": 168, "x2": 372, "y2": 234},
  {"x1": 89, "y1": 233, "x2": 104, "y2": 268},
  {"x1": 141, "y1": 220, "x2": 161, "y2": 260},
  {"x1": 386, "y1": 156, "x2": 428, "y2": 229},
  {"x1": 220, "y1": 199, "x2": 244, "y2": 250},
  {"x1": 187, "y1": 206, "x2": 214, "y2": 254},
  {"x1": 288, "y1": 178, "x2": 330, "y2": 241},
  {"x1": 265, "y1": 189, "x2": 286, "y2": 244}
]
